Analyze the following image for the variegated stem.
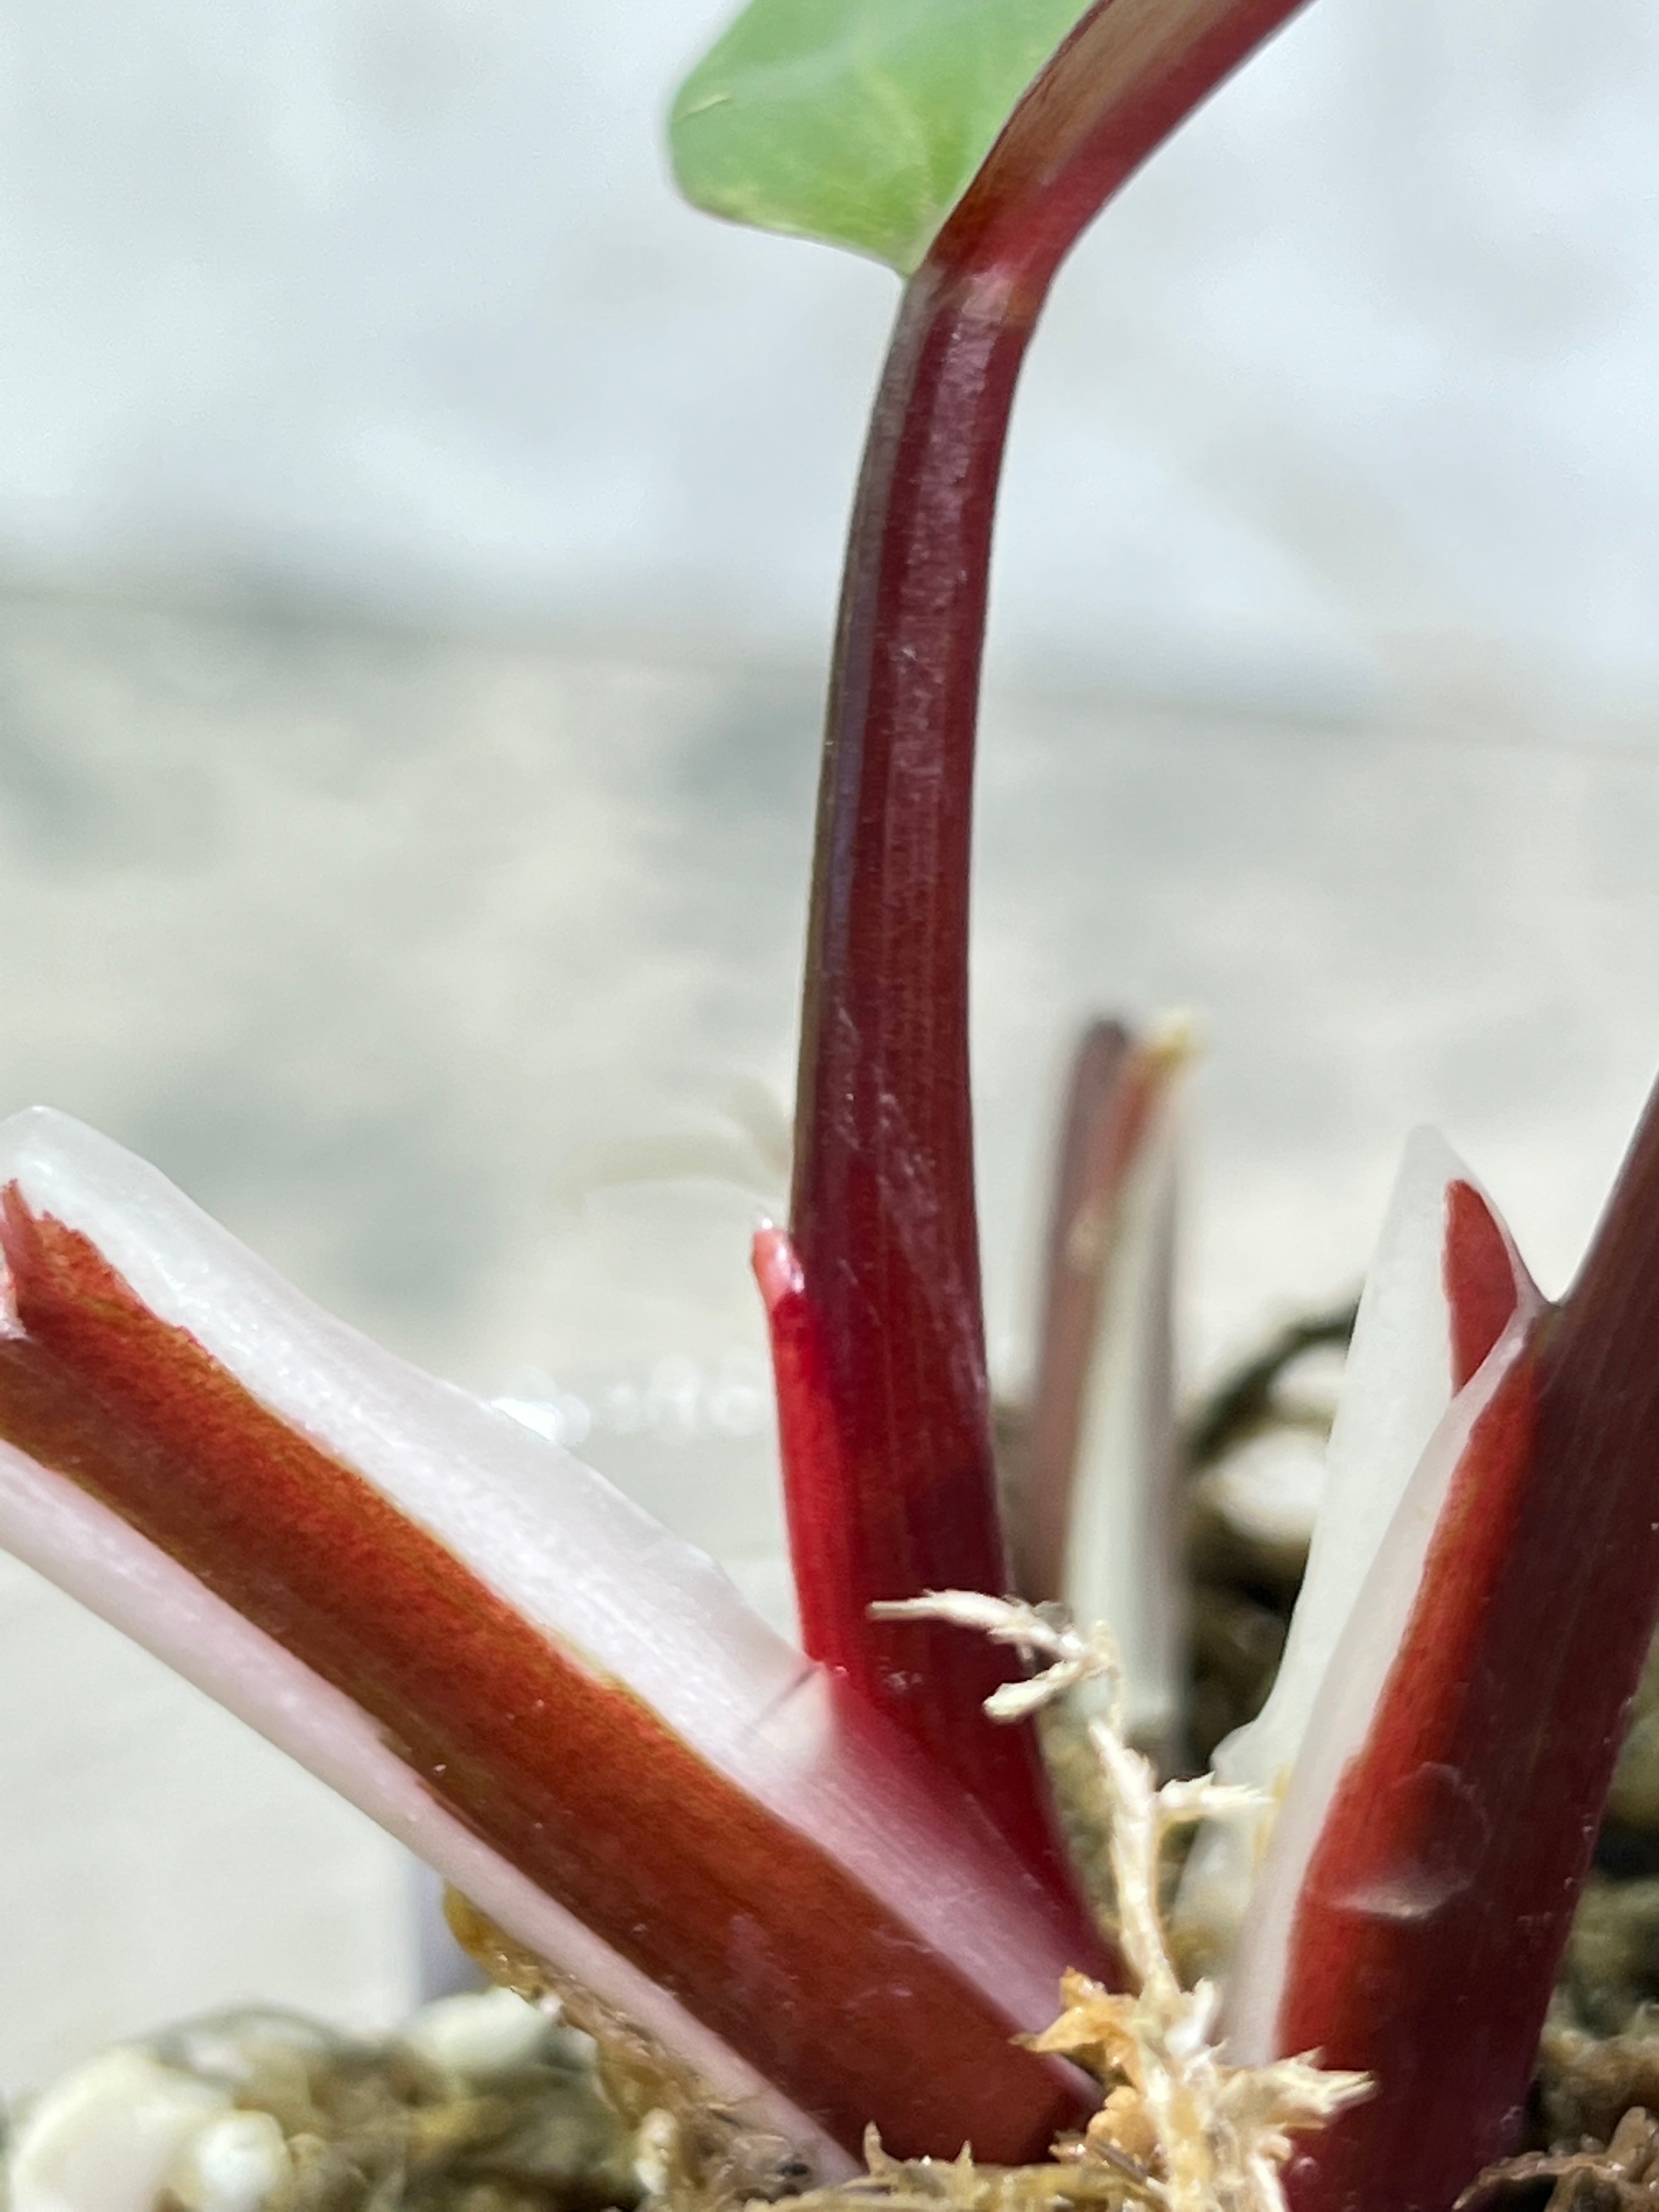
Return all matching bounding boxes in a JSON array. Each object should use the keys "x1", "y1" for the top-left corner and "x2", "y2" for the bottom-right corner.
[
  {"x1": 787, "y1": 0, "x2": 1312, "y2": 1886},
  {"x1": 0, "y1": 1109, "x2": 1094, "y2": 2170},
  {"x1": 1178, "y1": 1136, "x2": 1525, "y2": 1975},
  {"x1": 1014, "y1": 1018, "x2": 1136, "y2": 1604},
  {"x1": 1012, "y1": 1020, "x2": 1187, "y2": 1745},
  {"x1": 1216, "y1": 1107, "x2": 1659, "y2": 2212}
]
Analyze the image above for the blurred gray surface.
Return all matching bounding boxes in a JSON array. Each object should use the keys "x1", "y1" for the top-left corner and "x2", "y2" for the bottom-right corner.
[
  {"x1": 4, "y1": 588, "x2": 1659, "y2": 2090},
  {"x1": 1, "y1": 1, "x2": 1658, "y2": 712}
]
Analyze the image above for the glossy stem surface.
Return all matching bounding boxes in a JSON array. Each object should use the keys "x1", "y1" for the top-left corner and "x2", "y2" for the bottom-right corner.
[
  {"x1": 789, "y1": 246, "x2": 1052, "y2": 1863},
  {"x1": 0, "y1": 1177, "x2": 1093, "y2": 2165},
  {"x1": 1283, "y1": 1086, "x2": 1659, "y2": 2212},
  {"x1": 786, "y1": 0, "x2": 1312, "y2": 1865}
]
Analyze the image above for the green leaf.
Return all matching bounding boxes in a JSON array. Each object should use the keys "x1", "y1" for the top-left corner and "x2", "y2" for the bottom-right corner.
[{"x1": 669, "y1": 0, "x2": 1093, "y2": 276}]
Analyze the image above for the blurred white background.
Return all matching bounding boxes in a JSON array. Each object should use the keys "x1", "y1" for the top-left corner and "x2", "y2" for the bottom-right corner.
[
  {"x1": 4, "y1": 0, "x2": 1659, "y2": 708},
  {"x1": 3, "y1": 0, "x2": 1659, "y2": 2106}
]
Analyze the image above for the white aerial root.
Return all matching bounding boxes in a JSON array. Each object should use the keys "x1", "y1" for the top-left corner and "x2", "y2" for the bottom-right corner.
[{"x1": 874, "y1": 1595, "x2": 1370, "y2": 2212}]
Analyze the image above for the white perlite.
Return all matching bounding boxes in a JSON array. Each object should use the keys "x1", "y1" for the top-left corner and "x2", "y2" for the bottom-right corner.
[{"x1": 0, "y1": 1990, "x2": 611, "y2": 2212}]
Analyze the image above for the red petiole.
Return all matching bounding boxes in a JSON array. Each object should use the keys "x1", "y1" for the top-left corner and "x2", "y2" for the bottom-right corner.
[
  {"x1": 0, "y1": 1109, "x2": 1098, "y2": 2169},
  {"x1": 778, "y1": 0, "x2": 1312, "y2": 1887}
]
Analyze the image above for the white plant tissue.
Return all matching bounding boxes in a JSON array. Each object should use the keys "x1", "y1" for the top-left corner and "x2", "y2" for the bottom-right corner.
[
  {"x1": 1175, "y1": 1128, "x2": 1522, "y2": 1973},
  {"x1": 1060, "y1": 1081, "x2": 1182, "y2": 1741},
  {"x1": 0, "y1": 1105, "x2": 1078, "y2": 2137}
]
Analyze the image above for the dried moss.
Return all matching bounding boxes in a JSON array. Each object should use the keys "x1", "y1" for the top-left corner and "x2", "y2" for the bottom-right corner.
[
  {"x1": 767, "y1": 2135, "x2": 1148, "y2": 2212},
  {"x1": 444, "y1": 1894, "x2": 811, "y2": 2211},
  {"x1": 1457, "y1": 2102, "x2": 1659, "y2": 2212},
  {"x1": 52, "y1": 2001, "x2": 645, "y2": 2212},
  {"x1": 21, "y1": 1304, "x2": 1659, "y2": 2211}
]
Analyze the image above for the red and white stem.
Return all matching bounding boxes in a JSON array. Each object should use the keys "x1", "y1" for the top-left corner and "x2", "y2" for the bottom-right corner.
[
  {"x1": 1188, "y1": 1101, "x2": 1659, "y2": 2212},
  {"x1": 0, "y1": 1108, "x2": 1094, "y2": 2171}
]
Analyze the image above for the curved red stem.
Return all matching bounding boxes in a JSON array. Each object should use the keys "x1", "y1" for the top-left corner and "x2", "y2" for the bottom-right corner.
[{"x1": 781, "y1": 0, "x2": 1312, "y2": 1889}]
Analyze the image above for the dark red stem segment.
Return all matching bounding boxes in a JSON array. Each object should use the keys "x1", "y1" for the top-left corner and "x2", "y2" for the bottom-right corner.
[
  {"x1": 1278, "y1": 1345, "x2": 1540, "y2": 2212},
  {"x1": 787, "y1": 248, "x2": 1056, "y2": 1871},
  {"x1": 1014, "y1": 1020, "x2": 1178, "y2": 1604},
  {"x1": 785, "y1": 0, "x2": 1312, "y2": 1857},
  {"x1": 1444, "y1": 1179, "x2": 1517, "y2": 1391},
  {"x1": 1282, "y1": 1098, "x2": 1659, "y2": 2212},
  {"x1": 754, "y1": 1223, "x2": 861, "y2": 1672},
  {"x1": 757, "y1": 1220, "x2": 1113, "y2": 1977},
  {"x1": 1013, "y1": 1020, "x2": 1132, "y2": 1602},
  {"x1": 0, "y1": 1189, "x2": 1092, "y2": 2163}
]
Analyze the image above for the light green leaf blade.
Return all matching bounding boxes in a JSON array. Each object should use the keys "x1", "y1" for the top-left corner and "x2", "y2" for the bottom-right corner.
[{"x1": 669, "y1": 0, "x2": 1094, "y2": 276}]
